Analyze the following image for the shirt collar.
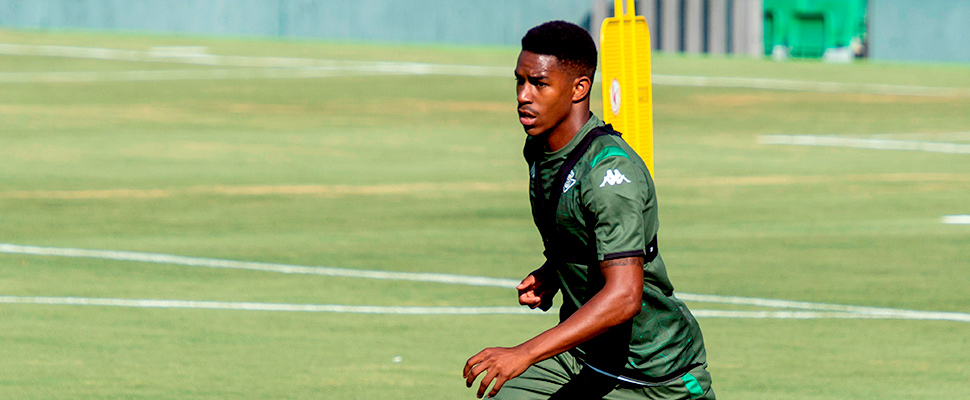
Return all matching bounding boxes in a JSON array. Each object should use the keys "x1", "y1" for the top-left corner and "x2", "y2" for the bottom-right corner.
[{"x1": 543, "y1": 113, "x2": 605, "y2": 160}]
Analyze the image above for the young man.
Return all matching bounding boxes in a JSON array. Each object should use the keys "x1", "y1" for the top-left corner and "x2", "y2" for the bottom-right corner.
[{"x1": 462, "y1": 21, "x2": 715, "y2": 399}]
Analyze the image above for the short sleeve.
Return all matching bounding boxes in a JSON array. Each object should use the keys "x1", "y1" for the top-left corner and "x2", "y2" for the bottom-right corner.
[{"x1": 581, "y1": 147, "x2": 648, "y2": 261}]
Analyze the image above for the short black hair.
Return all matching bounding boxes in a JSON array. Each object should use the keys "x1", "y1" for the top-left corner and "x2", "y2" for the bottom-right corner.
[{"x1": 521, "y1": 20, "x2": 597, "y2": 82}]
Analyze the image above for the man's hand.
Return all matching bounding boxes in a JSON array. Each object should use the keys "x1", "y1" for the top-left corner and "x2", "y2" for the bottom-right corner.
[
  {"x1": 463, "y1": 257, "x2": 642, "y2": 398},
  {"x1": 463, "y1": 346, "x2": 533, "y2": 398},
  {"x1": 516, "y1": 267, "x2": 557, "y2": 311}
]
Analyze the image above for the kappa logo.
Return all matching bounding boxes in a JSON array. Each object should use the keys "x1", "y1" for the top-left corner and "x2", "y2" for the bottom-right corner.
[
  {"x1": 562, "y1": 170, "x2": 577, "y2": 193},
  {"x1": 599, "y1": 169, "x2": 631, "y2": 187}
]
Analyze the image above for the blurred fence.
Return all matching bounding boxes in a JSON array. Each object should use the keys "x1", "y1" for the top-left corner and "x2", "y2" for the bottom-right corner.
[
  {"x1": 0, "y1": 0, "x2": 764, "y2": 55},
  {"x1": 592, "y1": 0, "x2": 764, "y2": 56},
  {"x1": 2, "y1": 0, "x2": 968, "y2": 63},
  {"x1": 0, "y1": 0, "x2": 592, "y2": 45},
  {"x1": 869, "y1": 0, "x2": 970, "y2": 63}
]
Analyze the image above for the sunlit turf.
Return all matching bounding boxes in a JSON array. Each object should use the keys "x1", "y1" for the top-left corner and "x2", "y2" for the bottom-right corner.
[{"x1": 1, "y1": 29, "x2": 968, "y2": 399}]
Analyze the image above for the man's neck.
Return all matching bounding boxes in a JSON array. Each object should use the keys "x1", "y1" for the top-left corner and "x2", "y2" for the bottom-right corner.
[{"x1": 544, "y1": 109, "x2": 592, "y2": 152}]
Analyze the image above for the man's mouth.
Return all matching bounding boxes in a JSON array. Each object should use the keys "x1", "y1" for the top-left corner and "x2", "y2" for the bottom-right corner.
[{"x1": 518, "y1": 109, "x2": 537, "y2": 126}]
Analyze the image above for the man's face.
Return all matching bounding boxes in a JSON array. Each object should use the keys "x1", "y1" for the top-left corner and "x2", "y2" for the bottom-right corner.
[{"x1": 514, "y1": 51, "x2": 576, "y2": 137}]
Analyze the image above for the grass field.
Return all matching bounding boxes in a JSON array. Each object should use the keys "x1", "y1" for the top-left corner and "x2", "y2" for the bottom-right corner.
[{"x1": 1, "y1": 29, "x2": 969, "y2": 399}]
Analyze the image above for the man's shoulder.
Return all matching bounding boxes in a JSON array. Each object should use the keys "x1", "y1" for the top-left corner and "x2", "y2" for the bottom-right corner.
[
  {"x1": 575, "y1": 130, "x2": 652, "y2": 193},
  {"x1": 579, "y1": 132, "x2": 638, "y2": 172}
]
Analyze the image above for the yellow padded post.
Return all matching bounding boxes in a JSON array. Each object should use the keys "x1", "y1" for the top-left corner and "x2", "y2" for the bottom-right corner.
[{"x1": 600, "y1": 0, "x2": 655, "y2": 176}]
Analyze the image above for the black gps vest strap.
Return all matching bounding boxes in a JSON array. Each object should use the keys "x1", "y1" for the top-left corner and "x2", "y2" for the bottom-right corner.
[
  {"x1": 530, "y1": 125, "x2": 660, "y2": 264},
  {"x1": 533, "y1": 125, "x2": 619, "y2": 234}
]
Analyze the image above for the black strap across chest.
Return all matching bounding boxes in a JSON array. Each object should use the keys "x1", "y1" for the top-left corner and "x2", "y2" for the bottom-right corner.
[
  {"x1": 532, "y1": 125, "x2": 620, "y2": 232},
  {"x1": 531, "y1": 125, "x2": 619, "y2": 245},
  {"x1": 528, "y1": 124, "x2": 659, "y2": 264}
]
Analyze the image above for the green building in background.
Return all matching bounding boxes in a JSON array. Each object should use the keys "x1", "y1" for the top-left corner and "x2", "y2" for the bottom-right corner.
[{"x1": 763, "y1": 0, "x2": 868, "y2": 58}]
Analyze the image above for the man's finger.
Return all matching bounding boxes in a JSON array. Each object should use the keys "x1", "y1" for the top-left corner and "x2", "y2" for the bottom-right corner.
[
  {"x1": 466, "y1": 360, "x2": 489, "y2": 387},
  {"x1": 463, "y1": 351, "x2": 485, "y2": 379},
  {"x1": 488, "y1": 375, "x2": 509, "y2": 398},
  {"x1": 518, "y1": 292, "x2": 539, "y2": 307},
  {"x1": 516, "y1": 274, "x2": 535, "y2": 290},
  {"x1": 477, "y1": 369, "x2": 498, "y2": 399}
]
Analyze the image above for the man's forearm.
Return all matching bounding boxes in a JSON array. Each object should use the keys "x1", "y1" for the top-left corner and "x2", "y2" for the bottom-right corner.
[{"x1": 513, "y1": 257, "x2": 643, "y2": 364}]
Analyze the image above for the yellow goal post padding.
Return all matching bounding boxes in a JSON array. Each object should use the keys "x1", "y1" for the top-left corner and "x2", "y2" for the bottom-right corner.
[{"x1": 600, "y1": 0, "x2": 654, "y2": 176}]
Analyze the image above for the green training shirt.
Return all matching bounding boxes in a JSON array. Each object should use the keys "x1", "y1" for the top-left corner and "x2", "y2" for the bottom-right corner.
[{"x1": 525, "y1": 114, "x2": 708, "y2": 381}]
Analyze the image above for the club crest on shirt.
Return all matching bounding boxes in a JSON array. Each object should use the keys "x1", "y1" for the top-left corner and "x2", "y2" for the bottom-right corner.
[
  {"x1": 599, "y1": 169, "x2": 631, "y2": 187},
  {"x1": 562, "y1": 170, "x2": 577, "y2": 193}
]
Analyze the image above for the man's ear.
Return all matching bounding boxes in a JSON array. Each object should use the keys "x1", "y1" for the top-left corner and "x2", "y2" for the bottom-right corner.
[{"x1": 572, "y1": 75, "x2": 592, "y2": 103}]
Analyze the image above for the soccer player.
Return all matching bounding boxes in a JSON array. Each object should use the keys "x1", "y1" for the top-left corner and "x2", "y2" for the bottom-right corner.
[{"x1": 462, "y1": 21, "x2": 715, "y2": 399}]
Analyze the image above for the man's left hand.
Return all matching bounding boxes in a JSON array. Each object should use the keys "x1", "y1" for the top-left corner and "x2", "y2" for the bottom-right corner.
[{"x1": 463, "y1": 346, "x2": 533, "y2": 398}]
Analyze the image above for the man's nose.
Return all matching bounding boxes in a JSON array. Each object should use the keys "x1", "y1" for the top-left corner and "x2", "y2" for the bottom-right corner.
[{"x1": 517, "y1": 86, "x2": 532, "y2": 104}]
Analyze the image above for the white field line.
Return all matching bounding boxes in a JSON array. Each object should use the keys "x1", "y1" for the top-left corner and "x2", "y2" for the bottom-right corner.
[
  {"x1": 0, "y1": 64, "x2": 511, "y2": 83},
  {"x1": 3, "y1": 243, "x2": 969, "y2": 322},
  {"x1": 0, "y1": 296, "x2": 545, "y2": 315},
  {"x1": 0, "y1": 68, "x2": 390, "y2": 83},
  {"x1": 651, "y1": 74, "x2": 970, "y2": 97},
  {"x1": 690, "y1": 310, "x2": 924, "y2": 320},
  {"x1": 759, "y1": 134, "x2": 970, "y2": 155},
  {"x1": 867, "y1": 132, "x2": 970, "y2": 141},
  {"x1": 0, "y1": 43, "x2": 508, "y2": 75},
  {"x1": 678, "y1": 294, "x2": 970, "y2": 323},
  {"x1": 0, "y1": 182, "x2": 522, "y2": 200},
  {"x1": 942, "y1": 215, "x2": 970, "y2": 225},
  {"x1": 0, "y1": 296, "x2": 965, "y2": 321},
  {"x1": 0, "y1": 243, "x2": 519, "y2": 288},
  {"x1": 2, "y1": 43, "x2": 968, "y2": 97},
  {"x1": 0, "y1": 43, "x2": 508, "y2": 80}
]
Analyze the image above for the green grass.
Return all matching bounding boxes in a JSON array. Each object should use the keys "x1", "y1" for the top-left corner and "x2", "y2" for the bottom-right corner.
[{"x1": 1, "y1": 29, "x2": 969, "y2": 399}]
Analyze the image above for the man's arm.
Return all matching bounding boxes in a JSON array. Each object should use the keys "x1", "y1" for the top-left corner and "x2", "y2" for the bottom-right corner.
[{"x1": 463, "y1": 256, "x2": 644, "y2": 398}]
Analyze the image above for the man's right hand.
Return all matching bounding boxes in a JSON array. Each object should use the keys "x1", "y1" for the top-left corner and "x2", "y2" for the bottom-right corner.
[{"x1": 516, "y1": 268, "x2": 557, "y2": 311}]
